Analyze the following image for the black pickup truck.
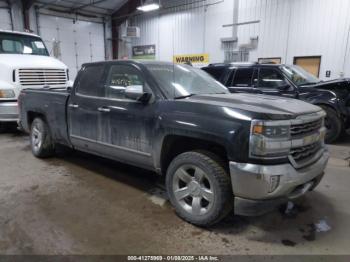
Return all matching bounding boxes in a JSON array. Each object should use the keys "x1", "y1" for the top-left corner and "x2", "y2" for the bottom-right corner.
[
  {"x1": 202, "y1": 63, "x2": 350, "y2": 143},
  {"x1": 19, "y1": 61, "x2": 329, "y2": 226}
]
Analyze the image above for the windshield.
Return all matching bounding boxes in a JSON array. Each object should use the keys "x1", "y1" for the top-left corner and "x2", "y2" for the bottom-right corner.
[
  {"x1": 145, "y1": 63, "x2": 229, "y2": 98},
  {"x1": 0, "y1": 33, "x2": 49, "y2": 56},
  {"x1": 280, "y1": 65, "x2": 320, "y2": 86}
]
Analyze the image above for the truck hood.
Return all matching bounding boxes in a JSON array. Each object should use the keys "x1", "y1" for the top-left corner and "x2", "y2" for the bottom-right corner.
[
  {"x1": 186, "y1": 93, "x2": 322, "y2": 118},
  {"x1": 301, "y1": 78, "x2": 350, "y2": 90},
  {"x1": 0, "y1": 54, "x2": 67, "y2": 69}
]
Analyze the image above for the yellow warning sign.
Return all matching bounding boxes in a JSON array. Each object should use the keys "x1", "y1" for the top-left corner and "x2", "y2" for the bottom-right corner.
[{"x1": 173, "y1": 53, "x2": 209, "y2": 64}]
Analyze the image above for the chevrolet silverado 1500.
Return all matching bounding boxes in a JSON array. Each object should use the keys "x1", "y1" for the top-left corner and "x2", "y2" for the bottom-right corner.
[{"x1": 19, "y1": 61, "x2": 329, "y2": 226}]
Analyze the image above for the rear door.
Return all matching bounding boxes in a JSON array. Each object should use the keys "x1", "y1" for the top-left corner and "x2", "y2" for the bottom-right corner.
[
  {"x1": 68, "y1": 64, "x2": 106, "y2": 152},
  {"x1": 257, "y1": 67, "x2": 297, "y2": 98},
  {"x1": 226, "y1": 67, "x2": 260, "y2": 94}
]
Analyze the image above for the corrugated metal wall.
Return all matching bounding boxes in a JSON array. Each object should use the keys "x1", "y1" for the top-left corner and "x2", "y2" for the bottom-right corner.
[
  {"x1": 0, "y1": 8, "x2": 12, "y2": 30},
  {"x1": 125, "y1": 0, "x2": 350, "y2": 80}
]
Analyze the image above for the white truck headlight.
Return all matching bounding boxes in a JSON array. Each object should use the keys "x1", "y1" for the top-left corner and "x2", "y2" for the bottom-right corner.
[
  {"x1": 0, "y1": 89, "x2": 15, "y2": 98},
  {"x1": 250, "y1": 120, "x2": 291, "y2": 159}
]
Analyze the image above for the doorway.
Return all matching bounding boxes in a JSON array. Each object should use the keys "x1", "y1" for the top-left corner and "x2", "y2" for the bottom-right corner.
[{"x1": 293, "y1": 56, "x2": 321, "y2": 77}]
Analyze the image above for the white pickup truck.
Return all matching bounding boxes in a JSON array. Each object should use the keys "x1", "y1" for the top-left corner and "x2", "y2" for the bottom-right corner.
[{"x1": 0, "y1": 30, "x2": 69, "y2": 129}]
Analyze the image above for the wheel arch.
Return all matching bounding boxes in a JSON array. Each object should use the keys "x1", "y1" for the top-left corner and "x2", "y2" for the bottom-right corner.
[{"x1": 158, "y1": 134, "x2": 229, "y2": 176}]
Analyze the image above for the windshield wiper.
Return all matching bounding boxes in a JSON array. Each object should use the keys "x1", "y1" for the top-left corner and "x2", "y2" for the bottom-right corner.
[{"x1": 174, "y1": 94, "x2": 197, "y2": 100}]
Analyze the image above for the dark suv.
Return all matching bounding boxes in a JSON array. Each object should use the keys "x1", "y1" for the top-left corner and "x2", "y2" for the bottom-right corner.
[{"x1": 202, "y1": 63, "x2": 350, "y2": 143}]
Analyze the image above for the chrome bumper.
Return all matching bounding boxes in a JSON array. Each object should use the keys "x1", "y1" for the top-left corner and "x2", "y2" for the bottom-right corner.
[
  {"x1": 0, "y1": 102, "x2": 18, "y2": 122},
  {"x1": 229, "y1": 149, "x2": 329, "y2": 201}
]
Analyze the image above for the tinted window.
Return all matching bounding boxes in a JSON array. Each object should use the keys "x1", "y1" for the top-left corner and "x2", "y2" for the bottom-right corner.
[
  {"x1": 226, "y1": 69, "x2": 236, "y2": 86},
  {"x1": 259, "y1": 68, "x2": 288, "y2": 89},
  {"x1": 77, "y1": 65, "x2": 105, "y2": 96},
  {"x1": 202, "y1": 67, "x2": 225, "y2": 82},
  {"x1": 104, "y1": 65, "x2": 145, "y2": 100},
  {"x1": 232, "y1": 68, "x2": 254, "y2": 86}
]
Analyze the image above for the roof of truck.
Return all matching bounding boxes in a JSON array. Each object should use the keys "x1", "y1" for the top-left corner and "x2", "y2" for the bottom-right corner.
[
  {"x1": 82, "y1": 60, "x2": 181, "y2": 67},
  {"x1": 204, "y1": 62, "x2": 282, "y2": 68},
  {"x1": 0, "y1": 29, "x2": 41, "y2": 38}
]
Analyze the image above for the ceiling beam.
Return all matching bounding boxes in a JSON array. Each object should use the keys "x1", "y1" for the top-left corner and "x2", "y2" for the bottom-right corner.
[
  {"x1": 70, "y1": 0, "x2": 109, "y2": 12},
  {"x1": 22, "y1": 0, "x2": 36, "y2": 30},
  {"x1": 111, "y1": 0, "x2": 140, "y2": 59},
  {"x1": 22, "y1": 0, "x2": 35, "y2": 10}
]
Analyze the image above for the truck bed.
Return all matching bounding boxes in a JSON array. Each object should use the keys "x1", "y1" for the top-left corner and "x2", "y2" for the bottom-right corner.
[{"x1": 19, "y1": 88, "x2": 71, "y2": 146}]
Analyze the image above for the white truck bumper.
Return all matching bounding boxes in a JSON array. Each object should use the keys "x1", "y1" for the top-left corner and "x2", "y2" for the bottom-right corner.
[{"x1": 0, "y1": 101, "x2": 18, "y2": 122}]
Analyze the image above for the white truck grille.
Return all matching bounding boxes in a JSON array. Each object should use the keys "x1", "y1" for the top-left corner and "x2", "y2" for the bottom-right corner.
[{"x1": 18, "y1": 68, "x2": 67, "y2": 86}]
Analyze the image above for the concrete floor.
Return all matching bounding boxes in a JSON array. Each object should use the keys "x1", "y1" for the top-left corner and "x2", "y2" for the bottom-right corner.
[{"x1": 0, "y1": 130, "x2": 349, "y2": 255}]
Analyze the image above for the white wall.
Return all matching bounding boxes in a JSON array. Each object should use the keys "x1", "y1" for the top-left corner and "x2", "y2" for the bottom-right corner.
[
  {"x1": 127, "y1": 0, "x2": 350, "y2": 80},
  {"x1": 124, "y1": 0, "x2": 233, "y2": 63}
]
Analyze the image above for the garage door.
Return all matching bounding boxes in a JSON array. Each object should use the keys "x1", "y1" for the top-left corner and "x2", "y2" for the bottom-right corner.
[
  {"x1": 0, "y1": 9, "x2": 12, "y2": 30},
  {"x1": 38, "y1": 14, "x2": 105, "y2": 80}
]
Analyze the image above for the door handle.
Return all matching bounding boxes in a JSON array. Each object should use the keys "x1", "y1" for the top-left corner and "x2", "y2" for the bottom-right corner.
[
  {"x1": 97, "y1": 107, "x2": 111, "y2": 113},
  {"x1": 68, "y1": 104, "x2": 79, "y2": 108}
]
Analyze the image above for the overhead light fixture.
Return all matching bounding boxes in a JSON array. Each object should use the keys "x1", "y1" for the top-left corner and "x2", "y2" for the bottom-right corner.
[{"x1": 137, "y1": 1, "x2": 160, "y2": 12}]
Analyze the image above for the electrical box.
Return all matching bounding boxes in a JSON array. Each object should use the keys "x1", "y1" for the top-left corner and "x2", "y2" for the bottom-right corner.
[{"x1": 122, "y1": 26, "x2": 141, "y2": 38}]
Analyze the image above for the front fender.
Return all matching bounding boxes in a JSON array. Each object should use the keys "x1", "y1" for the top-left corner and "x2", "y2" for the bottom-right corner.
[{"x1": 152, "y1": 113, "x2": 250, "y2": 171}]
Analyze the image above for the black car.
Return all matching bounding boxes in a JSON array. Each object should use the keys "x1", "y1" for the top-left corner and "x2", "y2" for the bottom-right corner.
[
  {"x1": 202, "y1": 63, "x2": 350, "y2": 143},
  {"x1": 18, "y1": 61, "x2": 329, "y2": 226}
]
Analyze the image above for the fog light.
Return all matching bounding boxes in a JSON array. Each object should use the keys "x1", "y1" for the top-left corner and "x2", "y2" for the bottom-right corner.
[{"x1": 269, "y1": 175, "x2": 280, "y2": 193}]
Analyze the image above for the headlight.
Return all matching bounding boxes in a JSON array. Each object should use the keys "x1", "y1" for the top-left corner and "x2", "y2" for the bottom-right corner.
[
  {"x1": 0, "y1": 89, "x2": 15, "y2": 98},
  {"x1": 250, "y1": 120, "x2": 291, "y2": 159},
  {"x1": 252, "y1": 124, "x2": 290, "y2": 138}
]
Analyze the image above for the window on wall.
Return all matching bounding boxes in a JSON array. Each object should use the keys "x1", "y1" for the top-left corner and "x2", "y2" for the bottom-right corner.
[
  {"x1": 258, "y1": 57, "x2": 282, "y2": 64},
  {"x1": 293, "y1": 56, "x2": 321, "y2": 77}
]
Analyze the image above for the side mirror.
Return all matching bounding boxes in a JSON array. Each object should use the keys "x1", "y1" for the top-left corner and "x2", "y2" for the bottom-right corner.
[{"x1": 125, "y1": 85, "x2": 151, "y2": 103}]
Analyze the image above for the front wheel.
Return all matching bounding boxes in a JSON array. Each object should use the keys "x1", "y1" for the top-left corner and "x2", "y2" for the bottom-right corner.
[
  {"x1": 166, "y1": 151, "x2": 234, "y2": 227},
  {"x1": 321, "y1": 106, "x2": 342, "y2": 144},
  {"x1": 30, "y1": 118, "x2": 55, "y2": 158}
]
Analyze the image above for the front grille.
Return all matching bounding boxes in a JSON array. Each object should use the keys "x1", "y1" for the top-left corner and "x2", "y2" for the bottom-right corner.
[
  {"x1": 290, "y1": 118, "x2": 322, "y2": 138},
  {"x1": 18, "y1": 68, "x2": 67, "y2": 86},
  {"x1": 290, "y1": 142, "x2": 322, "y2": 167}
]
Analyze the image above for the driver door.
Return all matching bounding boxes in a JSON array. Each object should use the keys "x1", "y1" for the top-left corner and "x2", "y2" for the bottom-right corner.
[
  {"x1": 95, "y1": 64, "x2": 156, "y2": 169},
  {"x1": 258, "y1": 67, "x2": 297, "y2": 98}
]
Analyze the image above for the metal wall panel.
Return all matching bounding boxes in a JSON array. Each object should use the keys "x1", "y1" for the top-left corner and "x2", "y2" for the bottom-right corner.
[
  {"x1": 0, "y1": 9, "x2": 12, "y2": 30},
  {"x1": 128, "y1": 0, "x2": 350, "y2": 80},
  {"x1": 132, "y1": 0, "x2": 234, "y2": 63},
  {"x1": 39, "y1": 14, "x2": 105, "y2": 80}
]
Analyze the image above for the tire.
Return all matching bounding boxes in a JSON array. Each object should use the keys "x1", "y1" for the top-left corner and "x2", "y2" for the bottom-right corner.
[
  {"x1": 321, "y1": 106, "x2": 342, "y2": 144},
  {"x1": 30, "y1": 118, "x2": 55, "y2": 158},
  {"x1": 166, "y1": 151, "x2": 234, "y2": 227},
  {"x1": 0, "y1": 123, "x2": 6, "y2": 133}
]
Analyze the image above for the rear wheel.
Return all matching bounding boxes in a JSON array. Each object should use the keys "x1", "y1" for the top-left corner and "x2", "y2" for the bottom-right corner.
[
  {"x1": 321, "y1": 106, "x2": 342, "y2": 144},
  {"x1": 30, "y1": 118, "x2": 55, "y2": 158},
  {"x1": 166, "y1": 151, "x2": 233, "y2": 227}
]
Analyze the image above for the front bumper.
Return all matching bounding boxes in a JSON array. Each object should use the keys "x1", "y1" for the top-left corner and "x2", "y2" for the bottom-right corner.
[
  {"x1": 0, "y1": 101, "x2": 18, "y2": 122},
  {"x1": 229, "y1": 150, "x2": 329, "y2": 215}
]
